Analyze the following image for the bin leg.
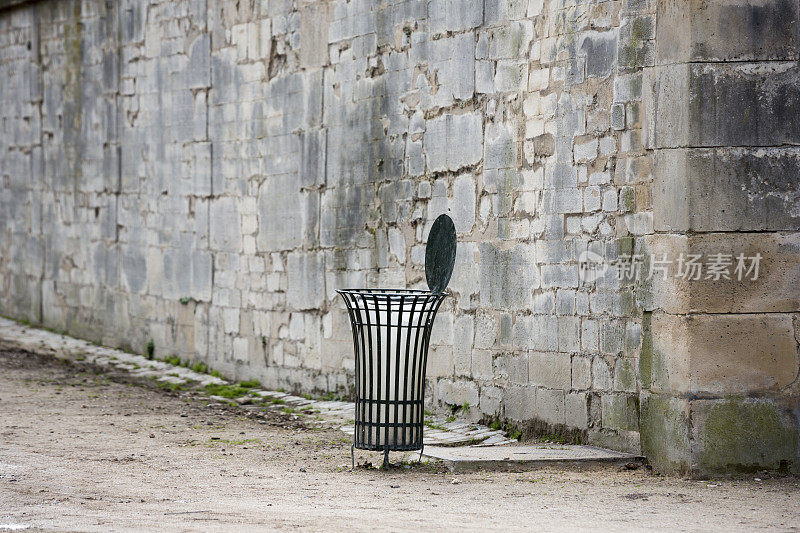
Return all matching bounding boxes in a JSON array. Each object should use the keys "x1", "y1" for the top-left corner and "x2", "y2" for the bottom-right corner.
[
  {"x1": 419, "y1": 444, "x2": 424, "y2": 464},
  {"x1": 383, "y1": 448, "x2": 389, "y2": 470},
  {"x1": 350, "y1": 444, "x2": 354, "y2": 469}
]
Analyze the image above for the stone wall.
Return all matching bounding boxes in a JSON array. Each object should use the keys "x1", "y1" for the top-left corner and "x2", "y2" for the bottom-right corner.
[
  {"x1": 638, "y1": 0, "x2": 800, "y2": 474},
  {"x1": 1, "y1": 0, "x2": 798, "y2": 475}
]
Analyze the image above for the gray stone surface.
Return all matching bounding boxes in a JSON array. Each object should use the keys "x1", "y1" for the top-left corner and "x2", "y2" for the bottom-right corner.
[{"x1": 423, "y1": 444, "x2": 643, "y2": 472}]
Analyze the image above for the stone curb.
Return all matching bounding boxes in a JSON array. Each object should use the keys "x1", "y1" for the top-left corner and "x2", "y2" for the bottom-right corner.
[{"x1": 422, "y1": 445, "x2": 646, "y2": 473}]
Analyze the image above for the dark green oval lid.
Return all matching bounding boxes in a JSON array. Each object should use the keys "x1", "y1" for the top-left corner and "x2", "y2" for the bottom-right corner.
[{"x1": 425, "y1": 214, "x2": 457, "y2": 293}]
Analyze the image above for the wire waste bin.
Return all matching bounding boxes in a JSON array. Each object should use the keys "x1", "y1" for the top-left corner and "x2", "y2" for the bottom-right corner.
[{"x1": 337, "y1": 214, "x2": 457, "y2": 469}]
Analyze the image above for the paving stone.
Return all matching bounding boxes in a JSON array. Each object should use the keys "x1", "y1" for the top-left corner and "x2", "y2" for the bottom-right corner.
[{"x1": 423, "y1": 445, "x2": 644, "y2": 472}]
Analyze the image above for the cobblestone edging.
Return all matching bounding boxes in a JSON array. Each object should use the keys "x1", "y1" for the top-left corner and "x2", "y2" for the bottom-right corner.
[{"x1": 0, "y1": 317, "x2": 514, "y2": 448}]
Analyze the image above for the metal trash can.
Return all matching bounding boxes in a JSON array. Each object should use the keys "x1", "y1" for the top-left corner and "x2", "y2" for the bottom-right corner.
[{"x1": 337, "y1": 214, "x2": 457, "y2": 468}]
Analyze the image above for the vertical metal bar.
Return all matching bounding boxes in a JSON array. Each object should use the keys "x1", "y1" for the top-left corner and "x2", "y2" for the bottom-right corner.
[
  {"x1": 383, "y1": 293, "x2": 391, "y2": 452},
  {"x1": 354, "y1": 293, "x2": 368, "y2": 448},
  {"x1": 372, "y1": 293, "x2": 382, "y2": 449},
  {"x1": 340, "y1": 292, "x2": 361, "y2": 450},
  {"x1": 362, "y1": 292, "x2": 375, "y2": 449},
  {"x1": 401, "y1": 295, "x2": 419, "y2": 448},
  {"x1": 408, "y1": 294, "x2": 427, "y2": 447},
  {"x1": 356, "y1": 294, "x2": 367, "y2": 448},
  {"x1": 393, "y1": 295, "x2": 404, "y2": 447}
]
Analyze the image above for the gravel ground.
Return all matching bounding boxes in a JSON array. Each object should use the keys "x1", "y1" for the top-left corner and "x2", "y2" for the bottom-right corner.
[{"x1": 1, "y1": 348, "x2": 799, "y2": 532}]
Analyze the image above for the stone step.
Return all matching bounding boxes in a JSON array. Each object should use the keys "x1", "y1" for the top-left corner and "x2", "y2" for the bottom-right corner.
[{"x1": 422, "y1": 444, "x2": 646, "y2": 473}]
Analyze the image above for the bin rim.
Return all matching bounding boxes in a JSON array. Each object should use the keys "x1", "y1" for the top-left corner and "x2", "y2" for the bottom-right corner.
[{"x1": 336, "y1": 288, "x2": 447, "y2": 298}]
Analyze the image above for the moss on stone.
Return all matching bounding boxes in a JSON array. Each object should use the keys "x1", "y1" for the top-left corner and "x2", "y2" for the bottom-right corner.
[
  {"x1": 619, "y1": 186, "x2": 636, "y2": 212},
  {"x1": 615, "y1": 359, "x2": 637, "y2": 391},
  {"x1": 639, "y1": 395, "x2": 690, "y2": 475},
  {"x1": 696, "y1": 398, "x2": 799, "y2": 474},
  {"x1": 602, "y1": 394, "x2": 640, "y2": 432}
]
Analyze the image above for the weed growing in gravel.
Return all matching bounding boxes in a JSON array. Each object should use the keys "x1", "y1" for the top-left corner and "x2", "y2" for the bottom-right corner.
[
  {"x1": 162, "y1": 355, "x2": 182, "y2": 366},
  {"x1": 158, "y1": 381, "x2": 185, "y2": 393},
  {"x1": 203, "y1": 383, "x2": 254, "y2": 399},
  {"x1": 425, "y1": 421, "x2": 448, "y2": 431}
]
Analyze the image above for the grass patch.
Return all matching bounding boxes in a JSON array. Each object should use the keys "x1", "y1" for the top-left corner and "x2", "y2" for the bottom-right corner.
[
  {"x1": 320, "y1": 391, "x2": 343, "y2": 401},
  {"x1": 540, "y1": 434, "x2": 568, "y2": 444},
  {"x1": 203, "y1": 383, "x2": 254, "y2": 399},
  {"x1": 162, "y1": 355, "x2": 182, "y2": 366},
  {"x1": 157, "y1": 381, "x2": 185, "y2": 393}
]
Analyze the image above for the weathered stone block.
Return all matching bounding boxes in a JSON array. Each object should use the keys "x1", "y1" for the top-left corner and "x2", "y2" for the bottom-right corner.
[
  {"x1": 493, "y1": 353, "x2": 528, "y2": 384},
  {"x1": 429, "y1": 0, "x2": 483, "y2": 34},
  {"x1": 209, "y1": 197, "x2": 241, "y2": 252},
  {"x1": 438, "y1": 379, "x2": 479, "y2": 407},
  {"x1": 535, "y1": 387, "x2": 565, "y2": 426},
  {"x1": 479, "y1": 385, "x2": 503, "y2": 416},
  {"x1": 428, "y1": 344, "x2": 455, "y2": 378},
  {"x1": 472, "y1": 349, "x2": 493, "y2": 380},
  {"x1": 610, "y1": 102, "x2": 626, "y2": 131},
  {"x1": 602, "y1": 393, "x2": 640, "y2": 432},
  {"x1": 653, "y1": 148, "x2": 800, "y2": 232},
  {"x1": 565, "y1": 392, "x2": 588, "y2": 429},
  {"x1": 656, "y1": 0, "x2": 799, "y2": 63},
  {"x1": 646, "y1": 62, "x2": 800, "y2": 149},
  {"x1": 479, "y1": 243, "x2": 538, "y2": 309},
  {"x1": 572, "y1": 355, "x2": 591, "y2": 390},
  {"x1": 592, "y1": 356, "x2": 613, "y2": 391},
  {"x1": 287, "y1": 251, "x2": 325, "y2": 311},
  {"x1": 453, "y1": 315, "x2": 474, "y2": 376},
  {"x1": 639, "y1": 233, "x2": 800, "y2": 314},
  {"x1": 529, "y1": 351, "x2": 571, "y2": 389},
  {"x1": 300, "y1": 2, "x2": 329, "y2": 68},
  {"x1": 639, "y1": 394, "x2": 691, "y2": 475},
  {"x1": 649, "y1": 311, "x2": 798, "y2": 395},
  {"x1": 579, "y1": 30, "x2": 618, "y2": 78},
  {"x1": 691, "y1": 397, "x2": 800, "y2": 474},
  {"x1": 424, "y1": 113, "x2": 483, "y2": 173},
  {"x1": 452, "y1": 174, "x2": 476, "y2": 233},
  {"x1": 503, "y1": 385, "x2": 537, "y2": 421}
]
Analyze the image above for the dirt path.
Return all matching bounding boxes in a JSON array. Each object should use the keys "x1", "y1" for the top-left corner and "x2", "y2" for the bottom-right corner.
[{"x1": 1, "y1": 349, "x2": 799, "y2": 532}]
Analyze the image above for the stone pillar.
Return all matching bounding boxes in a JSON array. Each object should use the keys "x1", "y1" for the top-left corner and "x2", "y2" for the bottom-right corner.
[{"x1": 640, "y1": 0, "x2": 800, "y2": 475}]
